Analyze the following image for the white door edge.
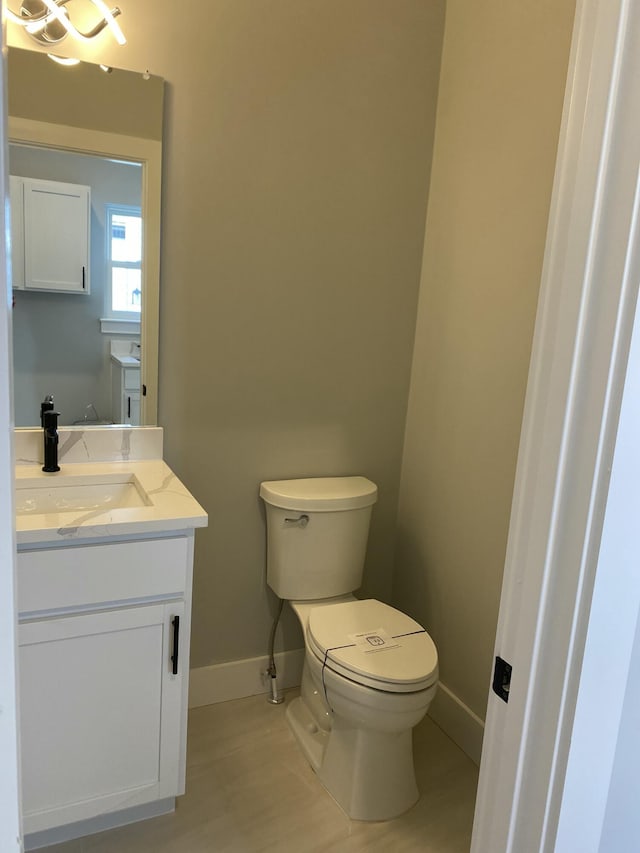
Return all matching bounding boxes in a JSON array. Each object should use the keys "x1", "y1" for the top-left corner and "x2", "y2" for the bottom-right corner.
[
  {"x1": 472, "y1": 0, "x2": 640, "y2": 850},
  {"x1": 555, "y1": 216, "x2": 640, "y2": 852},
  {"x1": 0, "y1": 3, "x2": 23, "y2": 848}
]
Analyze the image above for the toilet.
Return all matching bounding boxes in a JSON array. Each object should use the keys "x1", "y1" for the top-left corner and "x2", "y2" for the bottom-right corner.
[{"x1": 259, "y1": 476, "x2": 439, "y2": 821}]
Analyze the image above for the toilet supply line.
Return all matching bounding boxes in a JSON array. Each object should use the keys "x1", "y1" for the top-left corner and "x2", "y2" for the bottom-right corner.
[{"x1": 265, "y1": 596, "x2": 285, "y2": 704}]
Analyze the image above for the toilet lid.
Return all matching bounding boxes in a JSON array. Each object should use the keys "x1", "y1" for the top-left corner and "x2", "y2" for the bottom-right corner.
[{"x1": 307, "y1": 599, "x2": 438, "y2": 693}]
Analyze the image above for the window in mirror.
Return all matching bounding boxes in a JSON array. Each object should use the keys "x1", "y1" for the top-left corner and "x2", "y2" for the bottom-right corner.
[{"x1": 106, "y1": 204, "x2": 142, "y2": 318}]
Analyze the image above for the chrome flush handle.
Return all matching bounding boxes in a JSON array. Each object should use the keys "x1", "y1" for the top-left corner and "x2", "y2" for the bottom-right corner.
[{"x1": 284, "y1": 514, "x2": 309, "y2": 528}]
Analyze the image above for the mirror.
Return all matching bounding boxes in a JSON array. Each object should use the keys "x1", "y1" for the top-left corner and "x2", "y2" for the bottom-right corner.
[{"x1": 7, "y1": 47, "x2": 164, "y2": 427}]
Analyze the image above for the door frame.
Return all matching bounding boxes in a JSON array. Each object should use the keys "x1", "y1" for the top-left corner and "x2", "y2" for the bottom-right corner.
[{"x1": 471, "y1": 0, "x2": 640, "y2": 849}]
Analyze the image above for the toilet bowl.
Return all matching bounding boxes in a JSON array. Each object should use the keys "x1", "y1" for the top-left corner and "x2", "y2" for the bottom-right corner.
[
  {"x1": 287, "y1": 596, "x2": 438, "y2": 821},
  {"x1": 259, "y1": 476, "x2": 439, "y2": 821}
]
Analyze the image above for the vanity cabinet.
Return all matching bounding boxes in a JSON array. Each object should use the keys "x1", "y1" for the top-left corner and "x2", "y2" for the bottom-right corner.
[
  {"x1": 17, "y1": 535, "x2": 194, "y2": 839},
  {"x1": 111, "y1": 361, "x2": 141, "y2": 425},
  {"x1": 10, "y1": 175, "x2": 90, "y2": 294}
]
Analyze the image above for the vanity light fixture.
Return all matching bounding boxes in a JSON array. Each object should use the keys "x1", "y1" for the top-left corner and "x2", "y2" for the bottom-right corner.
[{"x1": 6, "y1": 0, "x2": 126, "y2": 46}]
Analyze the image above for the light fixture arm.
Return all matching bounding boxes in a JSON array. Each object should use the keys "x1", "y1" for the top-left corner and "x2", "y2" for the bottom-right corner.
[
  {"x1": 79, "y1": 6, "x2": 121, "y2": 40},
  {"x1": 7, "y1": 0, "x2": 126, "y2": 46},
  {"x1": 6, "y1": 0, "x2": 71, "y2": 25}
]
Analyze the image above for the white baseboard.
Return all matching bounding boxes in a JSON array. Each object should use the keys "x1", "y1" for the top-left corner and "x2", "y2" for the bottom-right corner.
[
  {"x1": 189, "y1": 648, "x2": 305, "y2": 708},
  {"x1": 189, "y1": 656, "x2": 485, "y2": 767},
  {"x1": 25, "y1": 798, "x2": 175, "y2": 850},
  {"x1": 428, "y1": 681, "x2": 485, "y2": 766}
]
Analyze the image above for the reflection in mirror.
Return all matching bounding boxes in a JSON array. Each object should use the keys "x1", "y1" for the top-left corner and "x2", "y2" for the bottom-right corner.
[
  {"x1": 11, "y1": 144, "x2": 143, "y2": 426},
  {"x1": 7, "y1": 47, "x2": 164, "y2": 428}
]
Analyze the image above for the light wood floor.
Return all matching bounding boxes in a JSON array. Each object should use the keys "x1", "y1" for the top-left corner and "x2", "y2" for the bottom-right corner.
[{"x1": 39, "y1": 690, "x2": 479, "y2": 853}]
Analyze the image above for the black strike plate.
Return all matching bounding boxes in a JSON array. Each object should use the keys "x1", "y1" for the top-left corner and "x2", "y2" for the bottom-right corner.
[{"x1": 492, "y1": 656, "x2": 512, "y2": 703}]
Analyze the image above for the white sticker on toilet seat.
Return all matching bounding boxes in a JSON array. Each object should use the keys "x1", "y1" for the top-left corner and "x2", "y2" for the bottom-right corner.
[{"x1": 348, "y1": 628, "x2": 400, "y2": 654}]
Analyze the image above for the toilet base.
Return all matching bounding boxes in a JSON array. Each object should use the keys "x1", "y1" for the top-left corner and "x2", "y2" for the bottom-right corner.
[
  {"x1": 286, "y1": 695, "x2": 328, "y2": 772},
  {"x1": 319, "y1": 713, "x2": 419, "y2": 821},
  {"x1": 287, "y1": 694, "x2": 421, "y2": 821}
]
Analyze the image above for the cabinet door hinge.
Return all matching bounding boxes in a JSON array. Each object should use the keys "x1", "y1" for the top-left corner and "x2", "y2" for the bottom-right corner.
[{"x1": 492, "y1": 656, "x2": 512, "y2": 703}]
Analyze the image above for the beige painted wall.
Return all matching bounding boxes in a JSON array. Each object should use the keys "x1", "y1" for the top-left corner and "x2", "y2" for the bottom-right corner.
[
  {"x1": 394, "y1": 0, "x2": 577, "y2": 720},
  {"x1": 159, "y1": 2, "x2": 446, "y2": 667},
  {"x1": 8, "y1": 2, "x2": 446, "y2": 668},
  {"x1": 8, "y1": 47, "x2": 163, "y2": 140}
]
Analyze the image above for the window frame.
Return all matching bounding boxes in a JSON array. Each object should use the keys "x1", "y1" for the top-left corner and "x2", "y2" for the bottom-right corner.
[{"x1": 105, "y1": 202, "x2": 143, "y2": 321}]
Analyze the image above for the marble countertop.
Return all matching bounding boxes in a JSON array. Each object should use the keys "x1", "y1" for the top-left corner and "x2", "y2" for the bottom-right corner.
[
  {"x1": 111, "y1": 354, "x2": 141, "y2": 367},
  {"x1": 15, "y1": 459, "x2": 208, "y2": 546},
  {"x1": 110, "y1": 340, "x2": 141, "y2": 368},
  {"x1": 15, "y1": 426, "x2": 164, "y2": 466}
]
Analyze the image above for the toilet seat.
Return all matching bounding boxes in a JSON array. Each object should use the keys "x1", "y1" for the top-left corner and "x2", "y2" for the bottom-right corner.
[{"x1": 307, "y1": 599, "x2": 438, "y2": 693}]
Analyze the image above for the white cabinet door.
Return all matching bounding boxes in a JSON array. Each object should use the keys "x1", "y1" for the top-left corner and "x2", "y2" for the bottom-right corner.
[
  {"x1": 22, "y1": 178, "x2": 90, "y2": 293},
  {"x1": 19, "y1": 600, "x2": 185, "y2": 834},
  {"x1": 123, "y1": 366, "x2": 141, "y2": 424},
  {"x1": 9, "y1": 176, "x2": 24, "y2": 290},
  {"x1": 111, "y1": 363, "x2": 141, "y2": 425},
  {"x1": 124, "y1": 389, "x2": 141, "y2": 425}
]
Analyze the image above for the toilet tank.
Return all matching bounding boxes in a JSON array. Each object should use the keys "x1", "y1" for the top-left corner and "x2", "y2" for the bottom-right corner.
[{"x1": 259, "y1": 477, "x2": 378, "y2": 601}]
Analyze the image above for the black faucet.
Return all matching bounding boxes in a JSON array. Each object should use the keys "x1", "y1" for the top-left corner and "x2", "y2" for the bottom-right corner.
[
  {"x1": 41, "y1": 397, "x2": 60, "y2": 473},
  {"x1": 40, "y1": 395, "x2": 54, "y2": 426}
]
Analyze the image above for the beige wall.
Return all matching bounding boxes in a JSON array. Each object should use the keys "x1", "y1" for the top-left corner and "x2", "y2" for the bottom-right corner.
[
  {"x1": 394, "y1": 0, "x2": 577, "y2": 720},
  {"x1": 8, "y1": 47, "x2": 163, "y2": 140},
  {"x1": 159, "y1": 2, "x2": 446, "y2": 667},
  {"x1": 8, "y1": 2, "x2": 446, "y2": 668}
]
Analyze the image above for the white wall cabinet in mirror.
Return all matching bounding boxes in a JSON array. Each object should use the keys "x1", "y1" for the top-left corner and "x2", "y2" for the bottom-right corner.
[
  {"x1": 12, "y1": 176, "x2": 90, "y2": 294},
  {"x1": 8, "y1": 47, "x2": 164, "y2": 428},
  {"x1": 9, "y1": 175, "x2": 24, "y2": 290}
]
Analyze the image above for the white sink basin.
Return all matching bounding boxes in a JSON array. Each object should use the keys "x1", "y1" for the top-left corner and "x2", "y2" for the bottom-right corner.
[{"x1": 15, "y1": 475, "x2": 151, "y2": 516}]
